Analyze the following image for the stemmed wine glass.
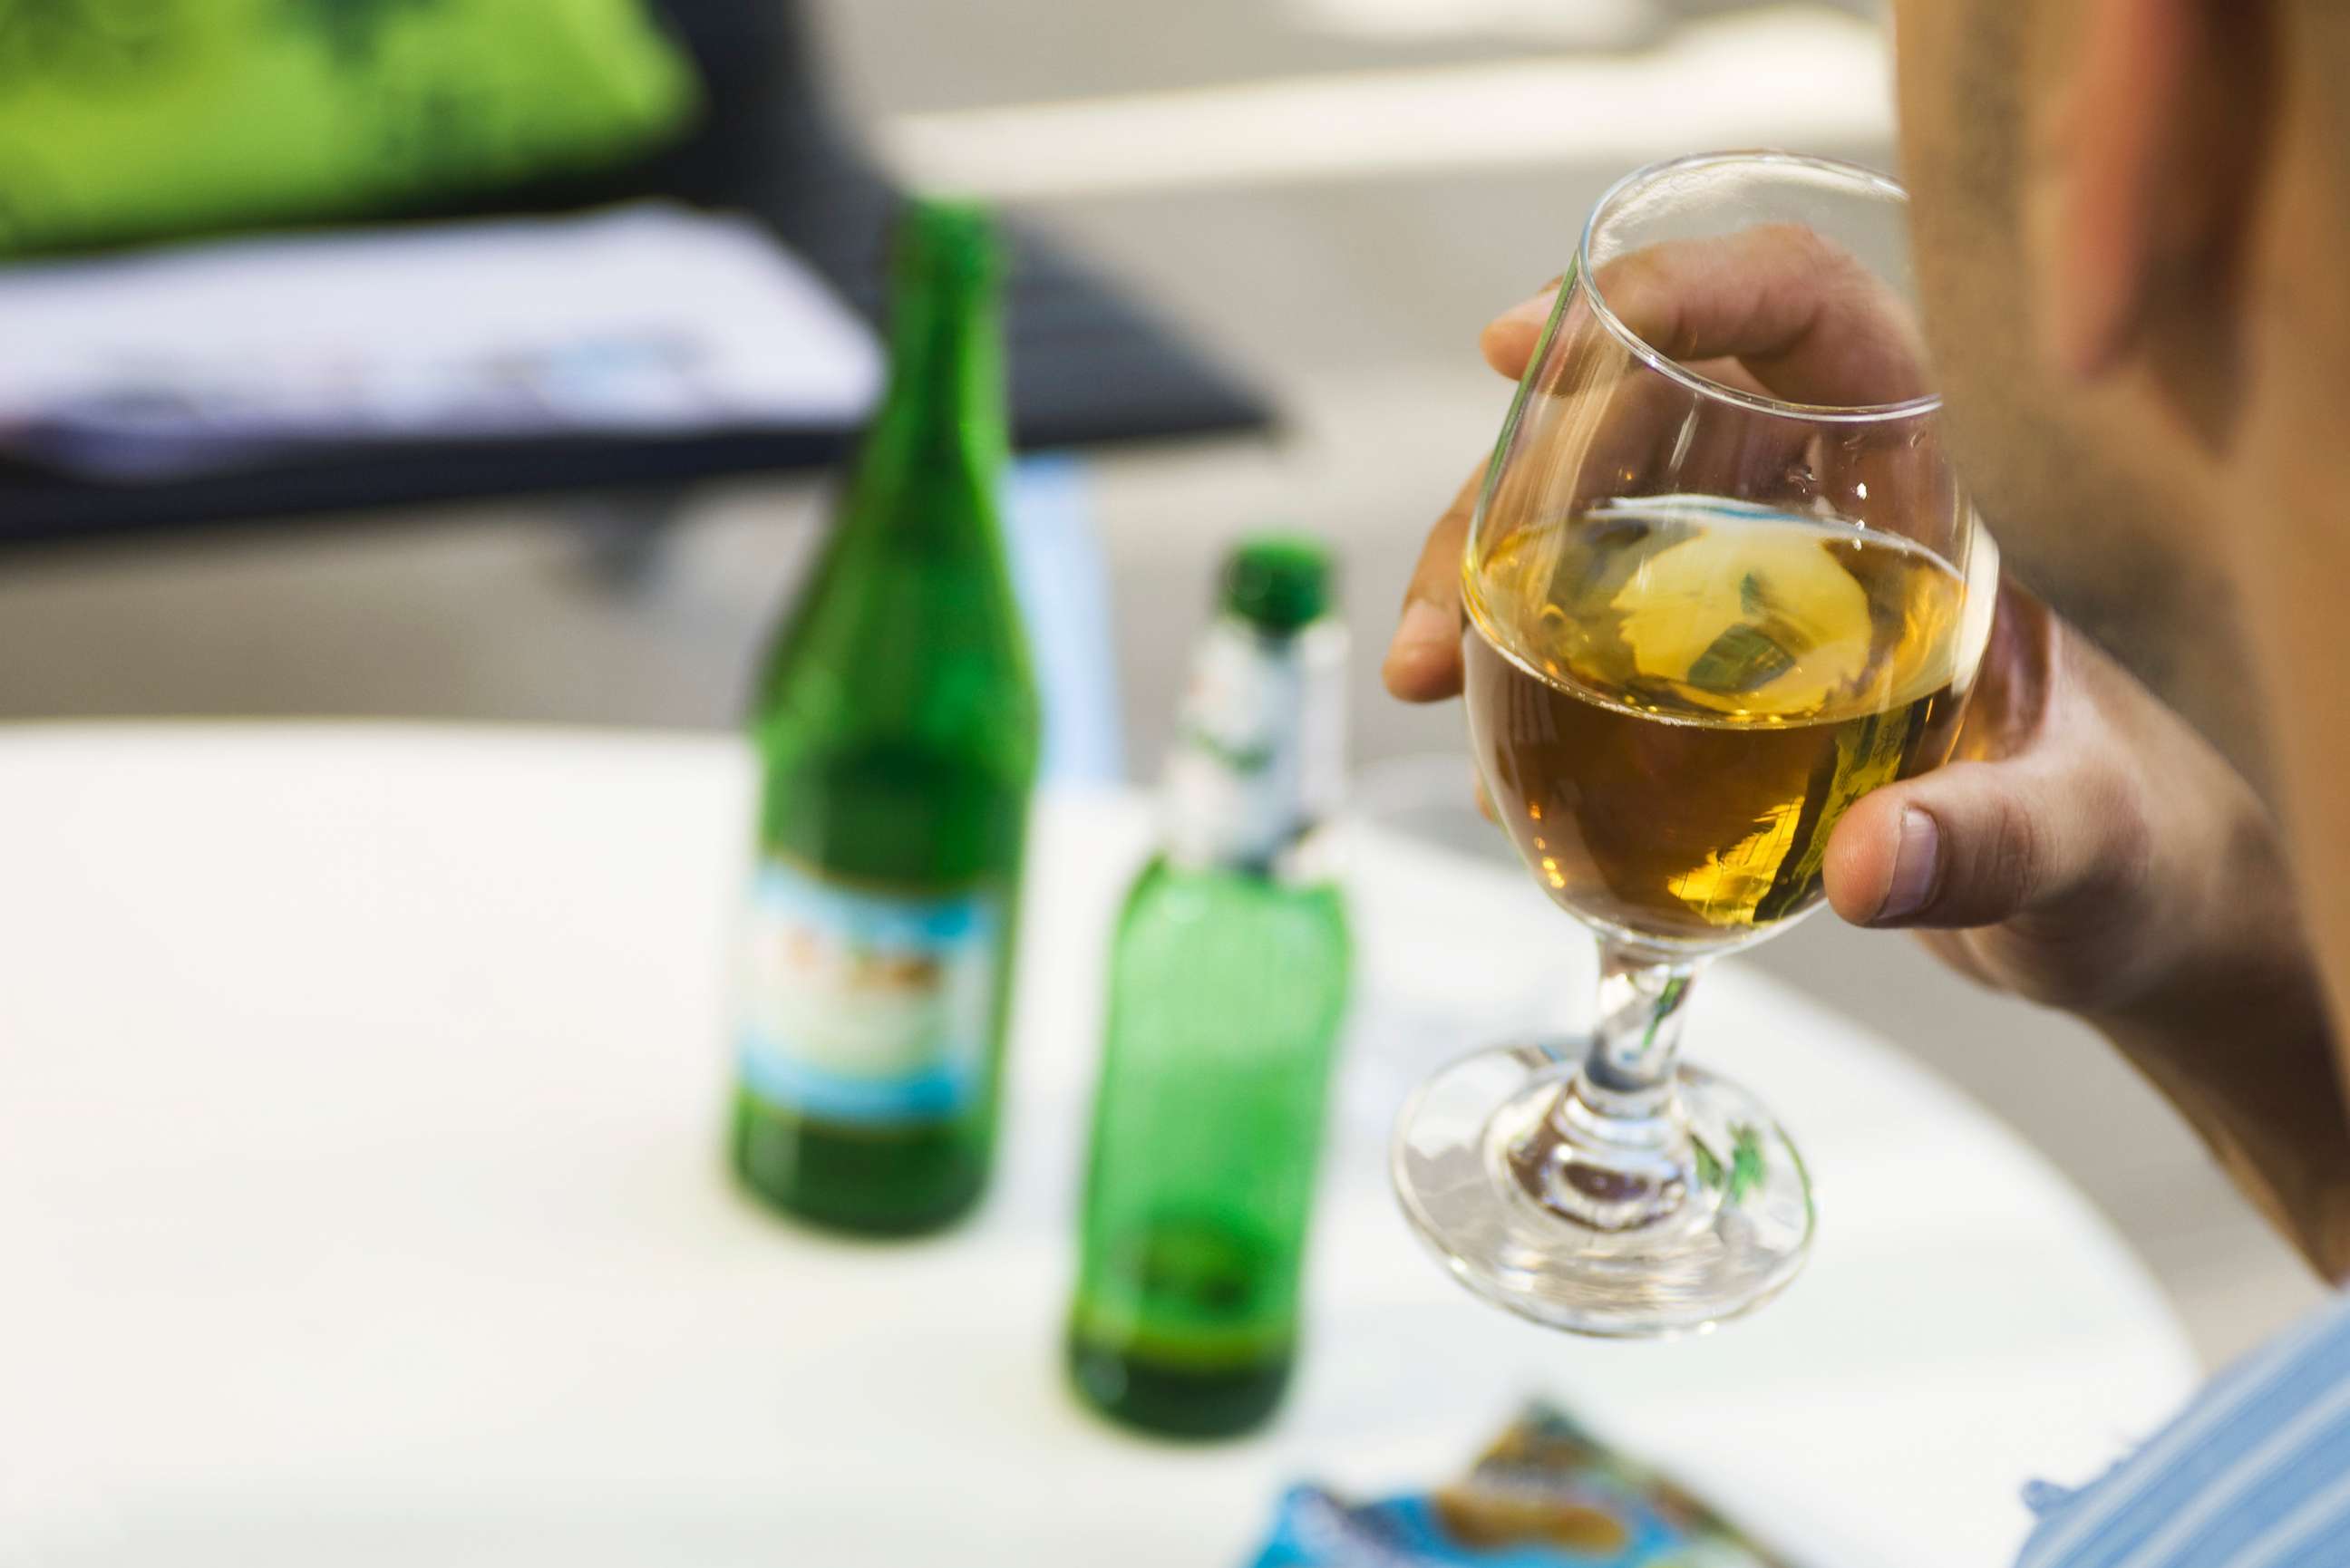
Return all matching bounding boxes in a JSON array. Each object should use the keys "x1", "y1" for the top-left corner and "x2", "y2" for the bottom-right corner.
[{"x1": 1392, "y1": 152, "x2": 2000, "y2": 1337}]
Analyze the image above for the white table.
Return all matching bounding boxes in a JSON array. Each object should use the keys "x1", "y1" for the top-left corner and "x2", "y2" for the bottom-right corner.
[{"x1": 0, "y1": 727, "x2": 2198, "y2": 1568}]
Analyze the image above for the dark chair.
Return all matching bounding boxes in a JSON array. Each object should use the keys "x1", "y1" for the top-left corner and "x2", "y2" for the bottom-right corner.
[{"x1": 0, "y1": 0, "x2": 1272, "y2": 548}]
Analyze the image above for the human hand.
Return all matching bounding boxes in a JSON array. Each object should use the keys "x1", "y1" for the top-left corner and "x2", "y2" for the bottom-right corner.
[
  {"x1": 1389, "y1": 241, "x2": 2344, "y2": 1273},
  {"x1": 1822, "y1": 577, "x2": 2304, "y2": 1023},
  {"x1": 1384, "y1": 229, "x2": 2304, "y2": 1024}
]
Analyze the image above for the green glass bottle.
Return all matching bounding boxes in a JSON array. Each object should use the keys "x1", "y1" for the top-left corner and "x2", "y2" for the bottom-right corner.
[
  {"x1": 730, "y1": 199, "x2": 1039, "y2": 1236},
  {"x1": 1068, "y1": 538, "x2": 1352, "y2": 1438}
]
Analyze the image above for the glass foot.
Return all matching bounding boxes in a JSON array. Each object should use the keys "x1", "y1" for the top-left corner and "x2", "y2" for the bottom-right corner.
[{"x1": 1392, "y1": 1042, "x2": 1814, "y2": 1338}]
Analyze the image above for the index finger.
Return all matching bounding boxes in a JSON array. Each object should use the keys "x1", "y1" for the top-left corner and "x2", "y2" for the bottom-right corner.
[
  {"x1": 1482, "y1": 225, "x2": 1931, "y2": 408},
  {"x1": 1383, "y1": 465, "x2": 1481, "y2": 702}
]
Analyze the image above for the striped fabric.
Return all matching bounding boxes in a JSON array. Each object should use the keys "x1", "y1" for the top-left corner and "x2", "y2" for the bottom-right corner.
[{"x1": 2018, "y1": 1292, "x2": 2350, "y2": 1568}]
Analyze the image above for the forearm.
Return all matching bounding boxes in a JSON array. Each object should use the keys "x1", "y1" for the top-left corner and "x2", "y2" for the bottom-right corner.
[
  {"x1": 2071, "y1": 639, "x2": 2350, "y2": 1280},
  {"x1": 2094, "y1": 932, "x2": 2350, "y2": 1282},
  {"x1": 2124, "y1": 526, "x2": 2350, "y2": 1282}
]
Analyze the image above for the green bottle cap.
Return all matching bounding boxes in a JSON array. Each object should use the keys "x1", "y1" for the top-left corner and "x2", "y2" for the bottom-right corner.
[
  {"x1": 1221, "y1": 536, "x2": 1334, "y2": 633},
  {"x1": 896, "y1": 195, "x2": 998, "y2": 288}
]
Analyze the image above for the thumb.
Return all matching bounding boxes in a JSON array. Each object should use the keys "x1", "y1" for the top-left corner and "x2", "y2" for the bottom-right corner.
[{"x1": 1822, "y1": 759, "x2": 2146, "y2": 930}]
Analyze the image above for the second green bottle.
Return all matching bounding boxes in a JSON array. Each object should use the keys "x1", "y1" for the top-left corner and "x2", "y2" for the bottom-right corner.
[{"x1": 1068, "y1": 538, "x2": 1353, "y2": 1439}]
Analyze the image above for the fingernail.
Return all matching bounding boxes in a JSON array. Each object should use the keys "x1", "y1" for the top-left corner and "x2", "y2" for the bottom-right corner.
[
  {"x1": 1394, "y1": 597, "x2": 1455, "y2": 655},
  {"x1": 1876, "y1": 808, "x2": 1941, "y2": 923}
]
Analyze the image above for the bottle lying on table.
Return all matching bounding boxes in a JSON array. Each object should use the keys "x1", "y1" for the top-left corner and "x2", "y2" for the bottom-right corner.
[
  {"x1": 729, "y1": 198, "x2": 1039, "y2": 1236},
  {"x1": 1068, "y1": 538, "x2": 1353, "y2": 1438}
]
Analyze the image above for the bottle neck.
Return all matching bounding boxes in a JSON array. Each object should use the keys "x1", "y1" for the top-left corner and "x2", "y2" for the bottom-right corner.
[
  {"x1": 1161, "y1": 617, "x2": 1346, "y2": 877},
  {"x1": 853, "y1": 263, "x2": 1006, "y2": 528},
  {"x1": 758, "y1": 232, "x2": 1022, "y2": 731}
]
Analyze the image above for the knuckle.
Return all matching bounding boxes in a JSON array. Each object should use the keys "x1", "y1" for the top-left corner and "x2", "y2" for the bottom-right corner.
[
  {"x1": 2092, "y1": 778, "x2": 2156, "y2": 904},
  {"x1": 2047, "y1": 759, "x2": 2154, "y2": 907},
  {"x1": 1763, "y1": 221, "x2": 1858, "y2": 282},
  {"x1": 1980, "y1": 791, "x2": 2046, "y2": 911}
]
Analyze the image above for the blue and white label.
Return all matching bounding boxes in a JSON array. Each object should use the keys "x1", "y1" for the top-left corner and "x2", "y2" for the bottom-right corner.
[{"x1": 737, "y1": 862, "x2": 1001, "y2": 1126}]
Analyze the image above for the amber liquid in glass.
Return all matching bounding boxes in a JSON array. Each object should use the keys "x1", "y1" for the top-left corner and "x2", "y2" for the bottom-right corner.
[{"x1": 1464, "y1": 498, "x2": 1966, "y2": 944}]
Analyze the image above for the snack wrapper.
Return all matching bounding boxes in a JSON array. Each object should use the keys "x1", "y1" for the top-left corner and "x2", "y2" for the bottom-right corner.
[{"x1": 1247, "y1": 1404, "x2": 1798, "y2": 1568}]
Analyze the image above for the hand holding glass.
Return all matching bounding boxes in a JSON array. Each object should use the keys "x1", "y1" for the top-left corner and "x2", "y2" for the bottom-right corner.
[{"x1": 1392, "y1": 154, "x2": 1999, "y2": 1337}]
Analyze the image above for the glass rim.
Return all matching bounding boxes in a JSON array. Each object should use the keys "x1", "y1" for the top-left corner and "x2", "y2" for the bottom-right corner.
[{"x1": 1576, "y1": 150, "x2": 1945, "y2": 426}]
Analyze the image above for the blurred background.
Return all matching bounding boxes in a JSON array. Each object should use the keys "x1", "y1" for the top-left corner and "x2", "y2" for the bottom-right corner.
[{"x1": 0, "y1": 0, "x2": 2317, "y2": 1364}]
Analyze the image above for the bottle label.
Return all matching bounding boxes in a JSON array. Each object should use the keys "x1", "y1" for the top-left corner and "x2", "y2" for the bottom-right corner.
[
  {"x1": 1163, "y1": 618, "x2": 1345, "y2": 871},
  {"x1": 736, "y1": 861, "x2": 1002, "y2": 1127}
]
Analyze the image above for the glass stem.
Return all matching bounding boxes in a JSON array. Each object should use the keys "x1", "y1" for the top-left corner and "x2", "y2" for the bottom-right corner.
[
  {"x1": 1573, "y1": 941, "x2": 1702, "y2": 1121},
  {"x1": 1512, "y1": 942, "x2": 1705, "y2": 1232}
]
